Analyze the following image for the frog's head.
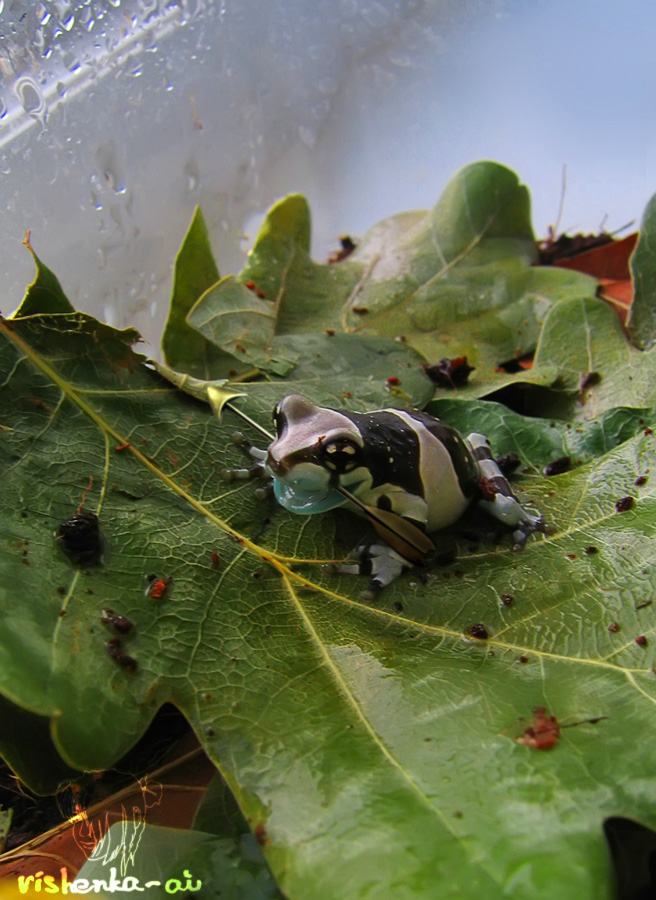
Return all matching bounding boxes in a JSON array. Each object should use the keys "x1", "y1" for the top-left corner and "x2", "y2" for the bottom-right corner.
[{"x1": 267, "y1": 395, "x2": 368, "y2": 514}]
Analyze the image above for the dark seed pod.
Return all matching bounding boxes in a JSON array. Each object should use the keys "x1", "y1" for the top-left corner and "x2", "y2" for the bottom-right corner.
[
  {"x1": 424, "y1": 356, "x2": 475, "y2": 388},
  {"x1": 57, "y1": 511, "x2": 102, "y2": 565},
  {"x1": 112, "y1": 615, "x2": 134, "y2": 634},
  {"x1": 116, "y1": 653, "x2": 138, "y2": 672},
  {"x1": 467, "y1": 623, "x2": 490, "y2": 640},
  {"x1": 544, "y1": 456, "x2": 571, "y2": 477},
  {"x1": 105, "y1": 637, "x2": 122, "y2": 658}
]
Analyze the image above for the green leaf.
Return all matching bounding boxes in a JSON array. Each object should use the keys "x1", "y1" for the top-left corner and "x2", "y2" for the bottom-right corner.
[
  {"x1": 12, "y1": 234, "x2": 75, "y2": 317},
  {"x1": 221, "y1": 164, "x2": 598, "y2": 395},
  {"x1": 532, "y1": 296, "x2": 656, "y2": 419},
  {"x1": 191, "y1": 773, "x2": 286, "y2": 897},
  {"x1": 176, "y1": 196, "x2": 313, "y2": 376},
  {"x1": 0, "y1": 694, "x2": 81, "y2": 795},
  {"x1": 0, "y1": 803, "x2": 11, "y2": 853},
  {"x1": 154, "y1": 331, "x2": 435, "y2": 413},
  {"x1": 74, "y1": 821, "x2": 282, "y2": 900},
  {"x1": 628, "y1": 191, "x2": 656, "y2": 350},
  {"x1": 4, "y1": 310, "x2": 656, "y2": 898},
  {"x1": 161, "y1": 206, "x2": 240, "y2": 380},
  {"x1": 428, "y1": 397, "x2": 650, "y2": 471},
  {"x1": 188, "y1": 276, "x2": 296, "y2": 376}
]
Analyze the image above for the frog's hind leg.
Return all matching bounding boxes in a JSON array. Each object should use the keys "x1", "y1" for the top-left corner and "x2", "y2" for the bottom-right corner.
[
  {"x1": 325, "y1": 543, "x2": 411, "y2": 602},
  {"x1": 465, "y1": 432, "x2": 547, "y2": 549}
]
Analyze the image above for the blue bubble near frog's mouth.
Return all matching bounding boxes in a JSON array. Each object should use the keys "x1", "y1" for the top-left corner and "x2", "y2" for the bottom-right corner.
[{"x1": 272, "y1": 477, "x2": 346, "y2": 514}]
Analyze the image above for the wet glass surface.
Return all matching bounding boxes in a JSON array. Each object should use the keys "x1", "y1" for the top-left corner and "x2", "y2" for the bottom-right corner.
[{"x1": 0, "y1": 1, "x2": 653, "y2": 348}]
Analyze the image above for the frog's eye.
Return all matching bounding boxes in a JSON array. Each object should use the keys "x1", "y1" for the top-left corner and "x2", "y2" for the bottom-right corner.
[{"x1": 320, "y1": 438, "x2": 363, "y2": 473}]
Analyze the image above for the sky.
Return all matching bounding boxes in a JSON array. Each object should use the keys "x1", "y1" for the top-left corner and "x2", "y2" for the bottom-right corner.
[{"x1": 308, "y1": 0, "x2": 656, "y2": 246}]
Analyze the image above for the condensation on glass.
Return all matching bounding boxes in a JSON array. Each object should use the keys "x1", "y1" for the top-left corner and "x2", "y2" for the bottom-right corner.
[{"x1": 0, "y1": 0, "x2": 473, "y2": 345}]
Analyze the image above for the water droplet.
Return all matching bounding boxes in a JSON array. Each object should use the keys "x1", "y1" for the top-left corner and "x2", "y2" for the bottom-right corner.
[
  {"x1": 56, "y1": 82, "x2": 66, "y2": 98},
  {"x1": 107, "y1": 0, "x2": 121, "y2": 7},
  {"x1": 298, "y1": 125, "x2": 316, "y2": 148},
  {"x1": 184, "y1": 160, "x2": 199, "y2": 192},
  {"x1": 14, "y1": 77, "x2": 46, "y2": 118},
  {"x1": 61, "y1": 13, "x2": 75, "y2": 31},
  {"x1": 36, "y1": 3, "x2": 51, "y2": 25},
  {"x1": 0, "y1": 98, "x2": 6, "y2": 119}
]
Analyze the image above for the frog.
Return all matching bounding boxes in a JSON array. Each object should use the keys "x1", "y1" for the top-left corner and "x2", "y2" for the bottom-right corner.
[{"x1": 222, "y1": 394, "x2": 546, "y2": 600}]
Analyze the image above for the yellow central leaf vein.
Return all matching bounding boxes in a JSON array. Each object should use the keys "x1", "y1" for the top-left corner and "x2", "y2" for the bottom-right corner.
[
  {"x1": 280, "y1": 568, "x2": 651, "y2": 677},
  {"x1": 7, "y1": 321, "x2": 654, "y2": 691},
  {"x1": 50, "y1": 571, "x2": 81, "y2": 666},
  {"x1": 278, "y1": 572, "x2": 496, "y2": 875},
  {"x1": 625, "y1": 671, "x2": 656, "y2": 706}
]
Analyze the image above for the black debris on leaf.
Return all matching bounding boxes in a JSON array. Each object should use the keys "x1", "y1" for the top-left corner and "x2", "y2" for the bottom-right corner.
[
  {"x1": 328, "y1": 235, "x2": 357, "y2": 264},
  {"x1": 537, "y1": 230, "x2": 613, "y2": 265},
  {"x1": 424, "y1": 356, "x2": 475, "y2": 388},
  {"x1": 544, "y1": 456, "x2": 571, "y2": 477},
  {"x1": 100, "y1": 610, "x2": 135, "y2": 634},
  {"x1": 467, "y1": 623, "x2": 490, "y2": 640},
  {"x1": 496, "y1": 452, "x2": 521, "y2": 476},
  {"x1": 105, "y1": 637, "x2": 138, "y2": 672},
  {"x1": 579, "y1": 371, "x2": 601, "y2": 402},
  {"x1": 56, "y1": 511, "x2": 103, "y2": 565}
]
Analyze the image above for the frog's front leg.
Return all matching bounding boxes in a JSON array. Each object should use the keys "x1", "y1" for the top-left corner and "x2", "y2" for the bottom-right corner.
[
  {"x1": 325, "y1": 542, "x2": 413, "y2": 602},
  {"x1": 466, "y1": 433, "x2": 547, "y2": 548},
  {"x1": 221, "y1": 432, "x2": 270, "y2": 484}
]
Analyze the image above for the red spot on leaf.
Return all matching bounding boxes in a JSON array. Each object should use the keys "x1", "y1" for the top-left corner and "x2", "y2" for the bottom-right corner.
[{"x1": 516, "y1": 707, "x2": 561, "y2": 750}]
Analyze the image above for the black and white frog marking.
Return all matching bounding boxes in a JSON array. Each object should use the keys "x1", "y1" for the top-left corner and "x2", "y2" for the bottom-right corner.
[{"x1": 223, "y1": 395, "x2": 546, "y2": 599}]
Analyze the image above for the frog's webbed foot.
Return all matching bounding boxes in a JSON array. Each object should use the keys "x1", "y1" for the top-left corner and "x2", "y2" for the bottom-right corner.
[
  {"x1": 466, "y1": 432, "x2": 549, "y2": 548},
  {"x1": 510, "y1": 513, "x2": 552, "y2": 550},
  {"x1": 324, "y1": 542, "x2": 412, "y2": 602},
  {"x1": 222, "y1": 432, "x2": 270, "y2": 484}
]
